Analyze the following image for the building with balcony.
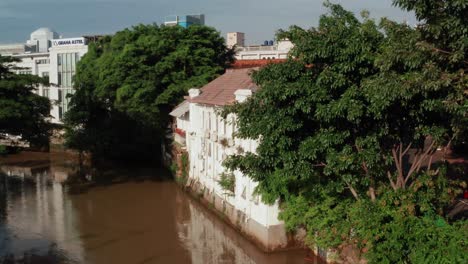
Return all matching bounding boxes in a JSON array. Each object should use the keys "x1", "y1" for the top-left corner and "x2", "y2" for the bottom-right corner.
[
  {"x1": 226, "y1": 32, "x2": 293, "y2": 60},
  {"x1": 235, "y1": 39, "x2": 293, "y2": 60},
  {"x1": 170, "y1": 61, "x2": 293, "y2": 251}
]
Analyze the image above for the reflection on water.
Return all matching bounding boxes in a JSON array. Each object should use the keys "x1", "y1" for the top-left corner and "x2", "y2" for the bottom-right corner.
[
  {"x1": 0, "y1": 152, "x2": 318, "y2": 264},
  {"x1": 0, "y1": 152, "x2": 84, "y2": 264}
]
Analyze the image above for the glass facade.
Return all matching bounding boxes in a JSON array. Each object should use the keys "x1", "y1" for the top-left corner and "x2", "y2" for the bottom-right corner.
[{"x1": 57, "y1": 53, "x2": 80, "y2": 120}]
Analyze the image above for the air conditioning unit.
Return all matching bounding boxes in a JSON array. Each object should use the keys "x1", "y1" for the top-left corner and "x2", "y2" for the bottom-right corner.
[
  {"x1": 212, "y1": 133, "x2": 218, "y2": 142},
  {"x1": 204, "y1": 130, "x2": 210, "y2": 139}
]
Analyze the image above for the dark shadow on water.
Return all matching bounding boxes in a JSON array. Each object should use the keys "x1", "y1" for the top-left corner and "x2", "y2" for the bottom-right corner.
[
  {"x1": 0, "y1": 243, "x2": 79, "y2": 264},
  {"x1": 66, "y1": 164, "x2": 174, "y2": 196}
]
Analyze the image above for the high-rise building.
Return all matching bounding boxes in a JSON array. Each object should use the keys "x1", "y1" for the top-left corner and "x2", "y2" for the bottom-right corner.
[
  {"x1": 226, "y1": 32, "x2": 245, "y2": 48},
  {"x1": 164, "y1": 14, "x2": 205, "y2": 28}
]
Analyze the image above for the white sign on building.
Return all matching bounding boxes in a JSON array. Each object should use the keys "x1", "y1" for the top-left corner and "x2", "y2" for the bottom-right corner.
[{"x1": 52, "y1": 38, "x2": 86, "y2": 47}]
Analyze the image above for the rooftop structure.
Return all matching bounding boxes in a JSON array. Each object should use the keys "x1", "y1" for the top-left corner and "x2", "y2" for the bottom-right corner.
[
  {"x1": 0, "y1": 43, "x2": 32, "y2": 55},
  {"x1": 226, "y1": 32, "x2": 245, "y2": 48},
  {"x1": 227, "y1": 33, "x2": 293, "y2": 60},
  {"x1": 164, "y1": 14, "x2": 205, "y2": 28},
  {"x1": 28, "y1": 27, "x2": 60, "y2": 53},
  {"x1": 0, "y1": 27, "x2": 59, "y2": 55}
]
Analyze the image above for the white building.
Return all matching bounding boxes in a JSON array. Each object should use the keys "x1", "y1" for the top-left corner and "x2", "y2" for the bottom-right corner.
[
  {"x1": 227, "y1": 32, "x2": 293, "y2": 60},
  {"x1": 0, "y1": 28, "x2": 89, "y2": 123},
  {"x1": 49, "y1": 37, "x2": 88, "y2": 121},
  {"x1": 235, "y1": 40, "x2": 293, "y2": 60},
  {"x1": 28, "y1": 27, "x2": 60, "y2": 53},
  {"x1": 226, "y1": 32, "x2": 245, "y2": 48},
  {"x1": 170, "y1": 65, "x2": 291, "y2": 251}
]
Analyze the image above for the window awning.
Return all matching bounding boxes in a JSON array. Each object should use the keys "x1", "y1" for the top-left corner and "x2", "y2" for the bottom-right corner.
[{"x1": 169, "y1": 101, "x2": 189, "y2": 117}]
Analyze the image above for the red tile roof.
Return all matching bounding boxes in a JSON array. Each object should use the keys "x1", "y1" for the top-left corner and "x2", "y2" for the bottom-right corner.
[
  {"x1": 231, "y1": 59, "x2": 286, "y2": 69},
  {"x1": 189, "y1": 68, "x2": 258, "y2": 106},
  {"x1": 189, "y1": 59, "x2": 287, "y2": 106}
]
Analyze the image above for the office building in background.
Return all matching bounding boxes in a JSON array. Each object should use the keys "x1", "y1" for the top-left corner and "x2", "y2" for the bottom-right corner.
[
  {"x1": 0, "y1": 28, "x2": 89, "y2": 123},
  {"x1": 164, "y1": 14, "x2": 205, "y2": 28}
]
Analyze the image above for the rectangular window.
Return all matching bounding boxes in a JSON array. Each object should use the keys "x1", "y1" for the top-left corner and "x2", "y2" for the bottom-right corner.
[
  {"x1": 58, "y1": 106, "x2": 63, "y2": 120},
  {"x1": 208, "y1": 112, "x2": 211, "y2": 130},
  {"x1": 231, "y1": 117, "x2": 236, "y2": 138},
  {"x1": 58, "y1": 52, "x2": 78, "y2": 88},
  {"x1": 202, "y1": 111, "x2": 205, "y2": 130},
  {"x1": 42, "y1": 89, "x2": 49, "y2": 98},
  {"x1": 36, "y1": 59, "x2": 50, "y2": 64},
  {"x1": 223, "y1": 119, "x2": 227, "y2": 135}
]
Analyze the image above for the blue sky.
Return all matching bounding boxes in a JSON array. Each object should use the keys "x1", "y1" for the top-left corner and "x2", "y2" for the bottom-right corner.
[{"x1": 0, "y1": 0, "x2": 416, "y2": 45}]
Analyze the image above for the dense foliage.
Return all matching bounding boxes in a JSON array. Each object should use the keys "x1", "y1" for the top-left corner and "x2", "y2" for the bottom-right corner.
[
  {"x1": 65, "y1": 24, "x2": 233, "y2": 162},
  {"x1": 0, "y1": 56, "x2": 51, "y2": 152},
  {"x1": 224, "y1": 1, "x2": 467, "y2": 262}
]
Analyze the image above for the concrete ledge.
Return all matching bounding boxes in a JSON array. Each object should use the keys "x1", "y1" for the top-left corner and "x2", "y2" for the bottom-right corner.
[{"x1": 182, "y1": 178, "x2": 299, "y2": 252}]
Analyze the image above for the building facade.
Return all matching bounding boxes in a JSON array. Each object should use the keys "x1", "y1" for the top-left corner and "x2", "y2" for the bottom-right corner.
[
  {"x1": 234, "y1": 40, "x2": 293, "y2": 60},
  {"x1": 171, "y1": 66, "x2": 291, "y2": 251},
  {"x1": 226, "y1": 32, "x2": 293, "y2": 60},
  {"x1": 164, "y1": 14, "x2": 205, "y2": 28},
  {"x1": 226, "y1": 32, "x2": 245, "y2": 48},
  {"x1": 0, "y1": 29, "x2": 89, "y2": 123},
  {"x1": 48, "y1": 38, "x2": 88, "y2": 121}
]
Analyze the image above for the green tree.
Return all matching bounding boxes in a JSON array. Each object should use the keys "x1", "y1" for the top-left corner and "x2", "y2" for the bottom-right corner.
[
  {"x1": 65, "y1": 24, "x2": 233, "y2": 163},
  {"x1": 392, "y1": 0, "x2": 468, "y2": 153},
  {"x1": 0, "y1": 56, "x2": 51, "y2": 153},
  {"x1": 224, "y1": 2, "x2": 466, "y2": 262}
]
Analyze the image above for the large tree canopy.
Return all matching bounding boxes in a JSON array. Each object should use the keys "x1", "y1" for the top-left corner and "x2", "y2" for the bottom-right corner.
[
  {"x1": 65, "y1": 24, "x2": 233, "y2": 162},
  {"x1": 224, "y1": 2, "x2": 466, "y2": 263},
  {"x1": 0, "y1": 56, "x2": 51, "y2": 152}
]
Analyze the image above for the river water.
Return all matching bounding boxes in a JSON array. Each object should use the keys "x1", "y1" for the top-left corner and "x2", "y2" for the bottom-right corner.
[{"x1": 0, "y1": 152, "x2": 323, "y2": 264}]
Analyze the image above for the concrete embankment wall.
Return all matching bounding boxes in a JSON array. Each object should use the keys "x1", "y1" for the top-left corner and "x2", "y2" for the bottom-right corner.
[
  {"x1": 170, "y1": 146, "x2": 297, "y2": 252},
  {"x1": 185, "y1": 179, "x2": 295, "y2": 252},
  {"x1": 170, "y1": 146, "x2": 343, "y2": 263}
]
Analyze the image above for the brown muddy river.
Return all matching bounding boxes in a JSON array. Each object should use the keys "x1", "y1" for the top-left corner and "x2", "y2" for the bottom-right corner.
[{"x1": 0, "y1": 152, "x2": 322, "y2": 264}]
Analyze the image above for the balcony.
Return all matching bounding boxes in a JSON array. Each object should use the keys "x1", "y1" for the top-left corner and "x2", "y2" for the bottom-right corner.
[{"x1": 174, "y1": 128, "x2": 186, "y2": 146}]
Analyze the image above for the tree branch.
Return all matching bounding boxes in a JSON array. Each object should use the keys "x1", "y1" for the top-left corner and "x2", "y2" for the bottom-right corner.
[
  {"x1": 387, "y1": 171, "x2": 397, "y2": 191},
  {"x1": 404, "y1": 140, "x2": 436, "y2": 185},
  {"x1": 355, "y1": 144, "x2": 376, "y2": 201},
  {"x1": 402, "y1": 142, "x2": 412, "y2": 156},
  {"x1": 392, "y1": 146, "x2": 404, "y2": 188},
  {"x1": 346, "y1": 182, "x2": 360, "y2": 201}
]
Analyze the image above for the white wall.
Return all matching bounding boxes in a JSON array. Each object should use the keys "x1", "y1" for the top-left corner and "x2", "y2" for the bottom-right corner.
[
  {"x1": 235, "y1": 40, "x2": 292, "y2": 60},
  {"x1": 11, "y1": 53, "x2": 51, "y2": 99},
  {"x1": 8, "y1": 38, "x2": 88, "y2": 124},
  {"x1": 49, "y1": 40, "x2": 88, "y2": 123},
  {"x1": 185, "y1": 102, "x2": 282, "y2": 227}
]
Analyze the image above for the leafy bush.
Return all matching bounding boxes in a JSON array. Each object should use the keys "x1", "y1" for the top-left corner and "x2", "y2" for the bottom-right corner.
[{"x1": 218, "y1": 172, "x2": 235, "y2": 194}]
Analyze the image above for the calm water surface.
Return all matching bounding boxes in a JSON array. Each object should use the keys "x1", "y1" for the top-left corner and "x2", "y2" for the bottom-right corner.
[{"x1": 0, "y1": 152, "x2": 322, "y2": 264}]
